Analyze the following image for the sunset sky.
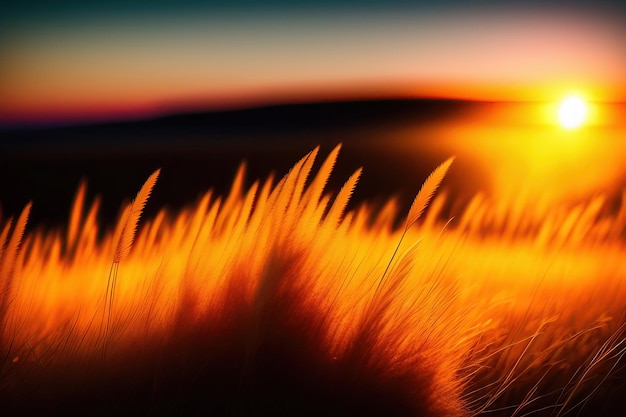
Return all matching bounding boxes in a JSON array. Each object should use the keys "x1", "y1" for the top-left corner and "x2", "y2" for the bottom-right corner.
[{"x1": 1, "y1": 0, "x2": 625, "y2": 125}]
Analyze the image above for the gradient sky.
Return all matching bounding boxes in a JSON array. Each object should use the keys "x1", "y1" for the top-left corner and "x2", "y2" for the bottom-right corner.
[{"x1": 1, "y1": 0, "x2": 625, "y2": 124}]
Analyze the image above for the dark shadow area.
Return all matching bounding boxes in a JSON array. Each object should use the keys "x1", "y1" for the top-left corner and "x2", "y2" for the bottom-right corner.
[{"x1": 0, "y1": 99, "x2": 486, "y2": 227}]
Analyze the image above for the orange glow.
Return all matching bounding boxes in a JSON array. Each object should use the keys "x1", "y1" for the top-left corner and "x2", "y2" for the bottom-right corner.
[
  {"x1": 406, "y1": 100, "x2": 624, "y2": 212},
  {"x1": 1, "y1": 147, "x2": 625, "y2": 414}
]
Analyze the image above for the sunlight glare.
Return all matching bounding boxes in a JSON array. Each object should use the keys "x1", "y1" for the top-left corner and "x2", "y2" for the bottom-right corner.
[{"x1": 558, "y1": 96, "x2": 587, "y2": 129}]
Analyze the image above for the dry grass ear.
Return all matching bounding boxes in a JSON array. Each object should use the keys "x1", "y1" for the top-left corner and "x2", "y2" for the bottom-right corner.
[
  {"x1": 325, "y1": 167, "x2": 362, "y2": 228},
  {"x1": 106, "y1": 169, "x2": 160, "y2": 357},
  {"x1": 0, "y1": 202, "x2": 31, "y2": 332},
  {"x1": 405, "y1": 157, "x2": 454, "y2": 230},
  {"x1": 285, "y1": 147, "x2": 319, "y2": 225},
  {"x1": 302, "y1": 143, "x2": 341, "y2": 208},
  {"x1": 67, "y1": 180, "x2": 86, "y2": 255},
  {"x1": 276, "y1": 150, "x2": 313, "y2": 204},
  {"x1": 0, "y1": 202, "x2": 31, "y2": 279},
  {"x1": 113, "y1": 169, "x2": 160, "y2": 264},
  {"x1": 0, "y1": 217, "x2": 13, "y2": 262}
]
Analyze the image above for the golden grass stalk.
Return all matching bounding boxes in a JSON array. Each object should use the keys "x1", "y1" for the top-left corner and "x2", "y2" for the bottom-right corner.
[
  {"x1": 405, "y1": 156, "x2": 455, "y2": 231},
  {"x1": 0, "y1": 202, "x2": 31, "y2": 346},
  {"x1": 325, "y1": 167, "x2": 363, "y2": 228},
  {"x1": 104, "y1": 169, "x2": 160, "y2": 356},
  {"x1": 373, "y1": 157, "x2": 455, "y2": 299},
  {"x1": 113, "y1": 169, "x2": 161, "y2": 263}
]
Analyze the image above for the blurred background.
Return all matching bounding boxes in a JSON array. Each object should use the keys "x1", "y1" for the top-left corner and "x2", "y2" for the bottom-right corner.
[{"x1": 1, "y1": 0, "x2": 625, "y2": 225}]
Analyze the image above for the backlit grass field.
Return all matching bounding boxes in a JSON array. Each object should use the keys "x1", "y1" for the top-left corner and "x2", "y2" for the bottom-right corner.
[{"x1": 1, "y1": 145, "x2": 625, "y2": 416}]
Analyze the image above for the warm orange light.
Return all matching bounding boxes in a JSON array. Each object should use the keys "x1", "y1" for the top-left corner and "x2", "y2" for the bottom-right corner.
[
  {"x1": 558, "y1": 96, "x2": 587, "y2": 129},
  {"x1": 1, "y1": 146, "x2": 625, "y2": 415}
]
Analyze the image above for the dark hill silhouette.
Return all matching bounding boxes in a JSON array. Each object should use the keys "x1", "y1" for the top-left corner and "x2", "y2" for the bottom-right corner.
[
  {"x1": 0, "y1": 98, "x2": 485, "y2": 227},
  {"x1": 1, "y1": 98, "x2": 477, "y2": 151}
]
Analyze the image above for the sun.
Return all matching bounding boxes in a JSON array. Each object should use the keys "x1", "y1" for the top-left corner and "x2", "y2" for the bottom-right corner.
[{"x1": 557, "y1": 96, "x2": 587, "y2": 129}]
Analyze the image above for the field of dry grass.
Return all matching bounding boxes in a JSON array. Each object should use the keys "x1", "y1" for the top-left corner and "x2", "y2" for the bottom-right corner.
[{"x1": 1, "y1": 145, "x2": 625, "y2": 416}]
